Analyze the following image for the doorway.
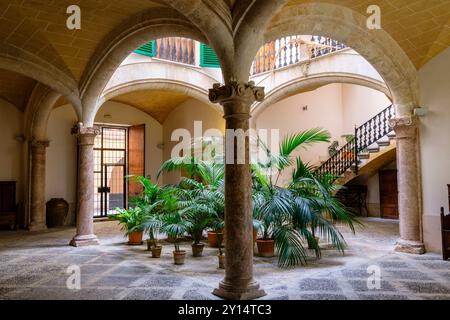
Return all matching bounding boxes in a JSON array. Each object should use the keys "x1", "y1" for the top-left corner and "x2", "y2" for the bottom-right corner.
[
  {"x1": 93, "y1": 126, "x2": 127, "y2": 218},
  {"x1": 379, "y1": 169, "x2": 399, "y2": 219},
  {"x1": 92, "y1": 124, "x2": 146, "y2": 218}
]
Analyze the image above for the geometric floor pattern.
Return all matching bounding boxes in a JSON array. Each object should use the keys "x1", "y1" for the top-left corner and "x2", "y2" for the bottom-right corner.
[{"x1": 0, "y1": 218, "x2": 448, "y2": 300}]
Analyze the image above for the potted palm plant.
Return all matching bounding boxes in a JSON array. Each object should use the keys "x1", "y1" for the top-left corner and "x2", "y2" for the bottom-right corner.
[
  {"x1": 252, "y1": 128, "x2": 360, "y2": 267},
  {"x1": 129, "y1": 176, "x2": 165, "y2": 251},
  {"x1": 108, "y1": 207, "x2": 145, "y2": 245},
  {"x1": 158, "y1": 150, "x2": 225, "y2": 255},
  {"x1": 159, "y1": 194, "x2": 191, "y2": 265},
  {"x1": 183, "y1": 205, "x2": 210, "y2": 257}
]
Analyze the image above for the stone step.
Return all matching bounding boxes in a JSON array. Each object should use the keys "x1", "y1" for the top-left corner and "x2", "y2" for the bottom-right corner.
[
  {"x1": 387, "y1": 131, "x2": 396, "y2": 139},
  {"x1": 358, "y1": 152, "x2": 370, "y2": 160},
  {"x1": 367, "y1": 143, "x2": 380, "y2": 153},
  {"x1": 377, "y1": 137, "x2": 391, "y2": 147}
]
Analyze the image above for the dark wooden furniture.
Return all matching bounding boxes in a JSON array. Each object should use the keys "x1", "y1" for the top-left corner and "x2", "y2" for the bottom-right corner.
[
  {"x1": 441, "y1": 207, "x2": 450, "y2": 260},
  {"x1": 336, "y1": 185, "x2": 368, "y2": 217},
  {"x1": 0, "y1": 181, "x2": 17, "y2": 229}
]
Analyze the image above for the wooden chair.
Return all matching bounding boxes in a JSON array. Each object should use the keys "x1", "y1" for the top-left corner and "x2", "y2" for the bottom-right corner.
[{"x1": 441, "y1": 207, "x2": 450, "y2": 260}]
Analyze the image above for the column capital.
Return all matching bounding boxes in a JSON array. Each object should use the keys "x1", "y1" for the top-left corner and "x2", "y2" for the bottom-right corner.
[
  {"x1": 209, "y1": 81, "x2": 265, "y2": 105},
  {"x1": 31, "y1": 140, "x2": 50, "y2": 149},
  {"x1": 71, "y1": 123, "x2": 101, "y2": 136},
  {"x1": 71, "y1": 123, "x2": 101, "y2": 145},
  {"x1": 388, "y1": 116, "x2": 418, "y2": 139}
]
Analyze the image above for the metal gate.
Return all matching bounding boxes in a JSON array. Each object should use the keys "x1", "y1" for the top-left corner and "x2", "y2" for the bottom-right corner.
[{"x1": 93, "y1": 126, "x2": 127, "y2": 218}]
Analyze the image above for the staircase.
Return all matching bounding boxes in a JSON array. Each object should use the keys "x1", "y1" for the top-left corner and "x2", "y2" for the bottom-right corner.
[{"x1": 316, "y1": 104, "x2": 395, "y2": 184}]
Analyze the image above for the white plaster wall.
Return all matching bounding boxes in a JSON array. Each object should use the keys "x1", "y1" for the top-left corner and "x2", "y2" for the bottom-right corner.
[
  {"x1": 95, "y1": 101, "x2": 163, "y2": 181},
  {"x1": 418, "y1": 46, "x2": 450, "y2": 253},
  {"x1": 45, "y1": 102, "x2": 164, "y2": 223},
  {"x1": 0, "y1": 100, "x2": 24, "y2": 204},
  {"x1": 255, "y1": 83, "x2": 388, "y2": 186},
  {"x1": 162, "y1": 99, "x2": 225, "y2": 185},
  {"x1": 341, "y1": 84, "x2": 391, "y2": 134},
  {"x1": 45, "y1": 105, "x2": 78, "y2": 223}
]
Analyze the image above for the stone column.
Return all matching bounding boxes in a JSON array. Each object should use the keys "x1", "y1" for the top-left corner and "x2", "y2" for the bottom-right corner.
[
  {"x1": 389, "y1": 116, "x2": 425, "y2": 254},
  {"x1": 70, "y1": 124, "x2": 100, "y2": 247},
  {"x1": 209, "y1": 81, "x2": 266, "y2": 300},
  {"x1": 29, "y1": 140, "x2": 50, "y2": 231}
]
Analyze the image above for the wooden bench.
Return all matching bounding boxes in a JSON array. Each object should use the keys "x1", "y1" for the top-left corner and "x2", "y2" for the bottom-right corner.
[{"x1": 441, "y1": 207, "x2": 450, "y2": 260}]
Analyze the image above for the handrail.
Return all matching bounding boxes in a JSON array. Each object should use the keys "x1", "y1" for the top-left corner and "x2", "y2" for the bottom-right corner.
[
  {"x1": 251, "y1": 35, "x2": 347, "y2": 75},
  {"x1": 315, "y1": 104, "x2": 395, "y2": 182}
]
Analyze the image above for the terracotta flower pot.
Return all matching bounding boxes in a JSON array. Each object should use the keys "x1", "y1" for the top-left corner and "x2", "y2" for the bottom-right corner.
[
  {"x1": 256, "y1": 239, "x2": 275, "y2": 257},
  {"x1": 191, "y1": 243, "x2": 205, "y2": 257},
  {"x1": 207, "y1": 231, "x2": 224, "y2": 247},
  {"x1": 147, "y1": 239, "x2": 158, "y2": 251},
  {"x1": 151, "y1": 245, "x2": 162, "y2": 258},
  {"x1": 128, "y1": 231, "x2": 143, "y2": 245},
  {"x1": 218, "y1": 254, "x2": 225, "y2": 269},
  {"x1": 173, "y1": 250, "x2": 186, "y2": 265}
]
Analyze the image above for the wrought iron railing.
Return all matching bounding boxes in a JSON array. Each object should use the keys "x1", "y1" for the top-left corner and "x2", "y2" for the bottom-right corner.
[
  {"x1": 251, "y1": 35, "x2": 347, "y2": 75},
  {"x1": 315, "y1": 104, "x2": 395, "y2": 182},
  {"x1": 154, "y1": 37, "x2": 196, "y2": 65}
]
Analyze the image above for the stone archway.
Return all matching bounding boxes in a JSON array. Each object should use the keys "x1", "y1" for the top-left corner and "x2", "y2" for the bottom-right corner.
[
  {"x1": 260, "y1": 2, "x2": 424, "y2": 254},
  {"x1": 99, "y1": 60, "x2": 222, "y2": 115},
  {"x1": 252, "y1": 74, "x2": 390, "y2": 117},
  {"x1": 23, "y1": 84, "x2": 65, "y2": 232},
  {"x1": 80, "y1": 8, "x2": 209, "y2": 126},
  {"x1": 263, "y1": 3, "x2": 419, "y2": 115},
  {"x1": 0, "y1": 55, "x2": 81, "y2": 117}
]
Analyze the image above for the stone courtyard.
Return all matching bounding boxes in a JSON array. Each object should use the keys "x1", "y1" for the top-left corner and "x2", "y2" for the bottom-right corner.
[{"x1": 0, "y1": 218, "x2": 448, "y2": 300}]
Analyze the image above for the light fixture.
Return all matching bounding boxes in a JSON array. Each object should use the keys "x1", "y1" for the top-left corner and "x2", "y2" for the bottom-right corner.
[{"x1": 413, "y1": 107, "x2": 428, "y2": 117}]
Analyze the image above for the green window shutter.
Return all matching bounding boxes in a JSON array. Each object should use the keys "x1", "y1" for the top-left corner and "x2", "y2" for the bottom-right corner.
[
  {"x1": 134, "y1": 41, "x2": 155, "y2": 57},
  {"x1": 200, "y1": 43, "x2": 220, "y2": 68}
]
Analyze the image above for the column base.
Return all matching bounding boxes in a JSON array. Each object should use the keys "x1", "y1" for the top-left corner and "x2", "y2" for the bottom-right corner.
[
  {"x1": 394, "y1": 239, "x2": 425, "y2": 254},
  {"x1": 70, "y1": 234, "x2": 100, "y2": 247},
  {"x1": 213, "y1": 280, "x2": 266, "y2": 300},
  {"x1": 28, "y1": 223, "x2": 47, "y2": 232}
]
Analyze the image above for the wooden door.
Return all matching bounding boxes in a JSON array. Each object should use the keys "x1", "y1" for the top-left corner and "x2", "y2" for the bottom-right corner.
[
  {"x1": 128, "y1": 124, "x2": 146, "y2": 201},
  {"x1": 379, "y1": 170, "x2": 399, "y2": 219}
]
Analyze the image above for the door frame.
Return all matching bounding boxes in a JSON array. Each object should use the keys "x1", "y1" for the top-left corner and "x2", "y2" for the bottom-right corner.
[{"x1": 93, "y1": 125, "x2": 128, "y2": 218}]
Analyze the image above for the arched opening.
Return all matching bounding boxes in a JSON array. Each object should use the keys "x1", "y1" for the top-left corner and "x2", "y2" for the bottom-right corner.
[{"x1": 249, "y1": 31, "x2": 403, "y2": 252}]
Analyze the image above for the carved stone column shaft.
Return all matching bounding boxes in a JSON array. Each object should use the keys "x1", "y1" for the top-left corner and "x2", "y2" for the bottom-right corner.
[
  {"x1": 209, "y1": 81, "x2": 266, "y2": 300},
  {"x1": 29, "y1": 140, "x2": 50, "y2": 231},
  {"x1": 70, "y1": 125, "x2": 100, "y2": 247},
  {"x1": 389, "y1": 116, "x2": 425, "y2": 254}
]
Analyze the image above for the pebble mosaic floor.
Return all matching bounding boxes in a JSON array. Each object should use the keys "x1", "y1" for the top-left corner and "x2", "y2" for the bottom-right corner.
[{"x1": 0, "y1": 218, "x2": 448, "y2": 300}]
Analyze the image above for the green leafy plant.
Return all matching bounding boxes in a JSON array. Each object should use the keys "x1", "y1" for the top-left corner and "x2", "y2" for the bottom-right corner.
[
  {"x1": 158, "y1": 149, "x2": 226, "y2": 254},
  {"x1": 252, "y1": 128, "x2": 360, "y2": 267},
  {"x1": 155, "y1": 129, "x2": 359, "y2": 267},
  {"x1": 129, "y1": 176, "x2": 165, "y2": 244},
  {"x1": 108, "y1": 207, "x2": 145, "y2": 236},
  {"x1": 159, "y1": 193, "x2": 191, "y2": 252}
]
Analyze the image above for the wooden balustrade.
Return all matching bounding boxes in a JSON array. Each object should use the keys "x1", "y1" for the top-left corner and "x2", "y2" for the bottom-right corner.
[{"x1": 154, "y1": 37, "x2": 196, "y2": 65}]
